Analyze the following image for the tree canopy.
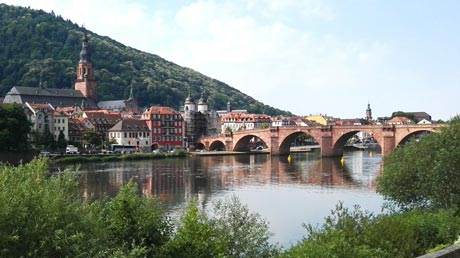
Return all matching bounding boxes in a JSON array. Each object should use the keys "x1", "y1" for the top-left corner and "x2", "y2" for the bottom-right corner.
[
  {"x1": 0, "y1": 4, "x2": 291, "y2": 116},
  {"x1": 377, "y1": 116, "x2": 460, "y2": 210},
  {"x1": 0, "y1": 103, "x2": 30, "y2": 151}
]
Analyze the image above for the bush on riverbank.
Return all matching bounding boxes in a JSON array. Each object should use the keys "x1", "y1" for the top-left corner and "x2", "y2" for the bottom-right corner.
[
  {"x1": 283, "y1": 203, "x2": 460, "y2": 258},
  {"x1": 0, "y1": 157, "x2": 278, "y2": 257},
  {"x1": 285, "y1": 117, "x2": 460, "y2": 257}
]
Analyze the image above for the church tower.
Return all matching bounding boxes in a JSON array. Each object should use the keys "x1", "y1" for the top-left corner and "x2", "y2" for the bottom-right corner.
[
  {"x1": 197, "y1": 92, "x2": 208, "y2": 114},
  {"x1": 366, "y1": 102, "x2": 373, "y2": 121},
  {"x1": 75, "y1": 31, "x2": 97, "y2": 101}
]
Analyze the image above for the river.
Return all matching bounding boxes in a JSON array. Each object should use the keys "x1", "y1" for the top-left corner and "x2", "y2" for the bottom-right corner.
[{"x1": 53, "y1": 149, "x2": 384, "y2": 248}]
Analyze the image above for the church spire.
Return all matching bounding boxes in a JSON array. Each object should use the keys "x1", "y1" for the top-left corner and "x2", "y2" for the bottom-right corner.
[
  {"x1": 79, "y1": 30, "x2": 91, "y2": 63},
  {"x1": 129, "y1": 85, "x2": 134, "y2": 99}
]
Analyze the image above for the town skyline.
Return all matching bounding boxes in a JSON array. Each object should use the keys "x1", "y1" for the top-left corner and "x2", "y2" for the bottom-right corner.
[{"x1": 1, "y1": 0, "x2": 459, "y2": 120}]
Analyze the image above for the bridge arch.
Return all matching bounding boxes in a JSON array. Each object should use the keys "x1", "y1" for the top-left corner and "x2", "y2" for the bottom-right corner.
[
  {"x1": 396, "y1": 129, "x2": 434, "y2": 146},
  {"x1": 209, "y1": 140, "x2": 226, "y2": 151},
  {"x1": 279, "y1": 131, "x2": 320, "y2": 155},
  {"x1": 233, "y1": 134, "x2": 269, "y2": 152},
  {"x1": 332, "y1": 129, "x2": 383, "y2": 157}
]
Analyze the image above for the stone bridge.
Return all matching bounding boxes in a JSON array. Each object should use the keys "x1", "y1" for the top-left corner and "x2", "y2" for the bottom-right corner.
[{"x1": 198, "y1": 124, "x2": 443, "y2": 157}]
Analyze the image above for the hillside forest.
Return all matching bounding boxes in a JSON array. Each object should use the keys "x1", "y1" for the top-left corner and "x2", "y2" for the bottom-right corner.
[{"x1": 0, "y1": 4, "x2": 291, "y2": 116}]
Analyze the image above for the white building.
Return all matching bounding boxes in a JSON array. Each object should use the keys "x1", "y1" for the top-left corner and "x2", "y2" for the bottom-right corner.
[
  {"x1": 108, "y1": 119, "x2": 151, "y2": 152},
  {"x1": 54, "y1": 111, "x2": 69, "y2": 141},
  {"x1": 25, "y1": 102, "x2": 55, "y2": 136}
]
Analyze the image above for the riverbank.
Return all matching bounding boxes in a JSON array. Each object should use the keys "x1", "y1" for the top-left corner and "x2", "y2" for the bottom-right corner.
[{"x1": 51, "y1": 151, "x2": 188, "y2": 164}]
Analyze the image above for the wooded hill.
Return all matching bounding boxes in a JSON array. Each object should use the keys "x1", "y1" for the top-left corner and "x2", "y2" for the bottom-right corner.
[{"x1": 0, "y1": 4, "x2": 291, "y2": 116}]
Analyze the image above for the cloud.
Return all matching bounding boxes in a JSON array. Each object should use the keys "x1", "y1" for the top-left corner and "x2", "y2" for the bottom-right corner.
[{"x1": 155, "y1": 1, "x2": 391, "y2": 117}]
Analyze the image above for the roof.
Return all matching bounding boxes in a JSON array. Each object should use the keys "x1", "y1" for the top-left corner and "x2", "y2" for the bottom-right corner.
[
  {"x1": 25, "y1": 102, "x2": 55, "y2": 114},
  {"x1": 83, "y1": 111, "x2": 122, "y2": 125},
  {"x1": 2, "y1": 86, "x2": 98, "y2": 109},
  {"x1": 68, "y1": 118, "x2": 92, "y2": 132},
  {"x1": 109, "y1": 119, "x2": 150, "y2": 132},
  {"x1": 407, "y1": 112, "x2": 432, "y2": 120},
  {"x1": 388, "y1": 116, "x2": 413, "y2": 124},
  {"x1": 10, "y1": 86, "x2": 86, "y2": 97},
  {"x1": 143, "y1": 106, "x2": 180, "y2": 115},
  {"x1": 98, "y1": 100, "x2": 126, "y2": 110}
]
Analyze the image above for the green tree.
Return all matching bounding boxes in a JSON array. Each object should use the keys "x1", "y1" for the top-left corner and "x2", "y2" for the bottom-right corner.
[
  {"x1": 0, "y1": 158, "x2": 104, "y2": 257},
  {"x1": 377, "y1": 116, "x2": 460, "y2": 210},
  {"x1": 57, "y1": 130, "x2": 67, "y2": 153},
  {"x1": 283, "y1": 203, "x2": 460, "y2": 258},
  {"x1": 103, "y1": 180, "x2": 172, "y2": 256},
  {"x1": 284, "y1": 203, "x2": 387, "y2": 258},
  {"x1": 211, "y1": 196, "x2": 280, "y2": 258},
  {"x1": 40, "y1": 124, "x2": 56, "y2": 150},
  {"x1": 391, "y1": 111, "x2": 417, "y2": 122},
  {"x1": 81, "y1": 130, "x2": 101, "y2": 150},
  {"x1": 0, "y1": 103, "x2": 31, "y2": 151},
  {"x1": 162, "y1": 202, "x2": 224, "y2": 258}
]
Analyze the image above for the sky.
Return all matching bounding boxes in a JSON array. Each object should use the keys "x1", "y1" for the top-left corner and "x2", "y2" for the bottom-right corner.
[{"x1": 2, "y1": 0, "x2": 459, "y2": 120}]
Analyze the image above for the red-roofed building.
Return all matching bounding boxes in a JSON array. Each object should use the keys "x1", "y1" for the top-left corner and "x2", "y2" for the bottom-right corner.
[
  {"x1": 82, "y1": 110, "x2": 122, "y2": 133},
  {"x1": 68, "y1": 118, "x2": 94, "y2": 143},
  {"x1": 220, "y1": 112, "x2": 271, "y2": 133},
  {"x1": 387, "y1": 116, "x2": 414, "y2": 125},
  {"x1": 142, "y1": 106, "x2": 184, "y2": 150}
]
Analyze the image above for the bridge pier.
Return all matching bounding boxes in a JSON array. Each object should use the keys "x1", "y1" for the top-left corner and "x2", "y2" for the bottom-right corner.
[
  {"x1": 320, "y1": 136, "x2": 336, "y2": 157},
  {"x1": 381, "y1": 135, "x2": 396, "y2": 157},
  {"x1": 270, "y1": 127, "x2": 282, "y2": 155}
]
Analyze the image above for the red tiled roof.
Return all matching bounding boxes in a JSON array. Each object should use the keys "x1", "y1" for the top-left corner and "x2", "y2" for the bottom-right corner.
[
  {"x1": 143, "y1": 106, "x2": 180, "y2": 115},
  {"x1": 388, "y1": 116, "x2": 413, "y2": 123}
]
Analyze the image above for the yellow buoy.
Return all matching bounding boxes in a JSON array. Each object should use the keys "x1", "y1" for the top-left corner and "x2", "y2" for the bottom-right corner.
[
  {"x1": 287, "y1": 155, "x2": 291, "y2": 163},
  {"x1": 340, "y1": 156, "x2": 344, "y2": 166}
]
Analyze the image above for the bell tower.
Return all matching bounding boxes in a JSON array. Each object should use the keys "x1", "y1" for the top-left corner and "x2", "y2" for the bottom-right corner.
[
  {"x1": 366, "y1": 102, "x2": 373, "y2": 121},
  {"x1": 75, "y1": 31, "x2": 97, "y2": 101}
]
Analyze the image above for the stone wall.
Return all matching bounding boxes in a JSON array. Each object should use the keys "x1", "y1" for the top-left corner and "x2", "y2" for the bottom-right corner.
[{"x1": 417, "y1": 245, "x2": 460, "y2": 258}]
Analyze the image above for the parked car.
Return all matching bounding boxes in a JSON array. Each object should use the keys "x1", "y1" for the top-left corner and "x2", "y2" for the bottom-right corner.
[{"x1": 66, "y1": 145, "x2": 79, "y2": 154}]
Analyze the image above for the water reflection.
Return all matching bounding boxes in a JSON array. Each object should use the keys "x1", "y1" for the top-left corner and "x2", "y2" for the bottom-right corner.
[{"x1": 53, "y1": 150, "x2": 383, "y2": 247}]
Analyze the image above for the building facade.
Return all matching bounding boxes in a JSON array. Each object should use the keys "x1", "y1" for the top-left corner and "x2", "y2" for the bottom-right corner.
[
  {"x1": 25, "y1": 102, "x2": 55, "y2": 139},
  {"x1": 220, "y1": 112, "x2": 271, "y2": 133},
  {"x1": 108, "y1": 119, "x2": 151, "y2": 152},
  {"x1": 54, "y1": 111, "x2": 69, "y2": 141},
  {"x1": 142, "y1": 106, "x2": 184, "y2": 150},
  {"x1": 181, "y1": 93, "x2": 220, "y2": 147}
]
